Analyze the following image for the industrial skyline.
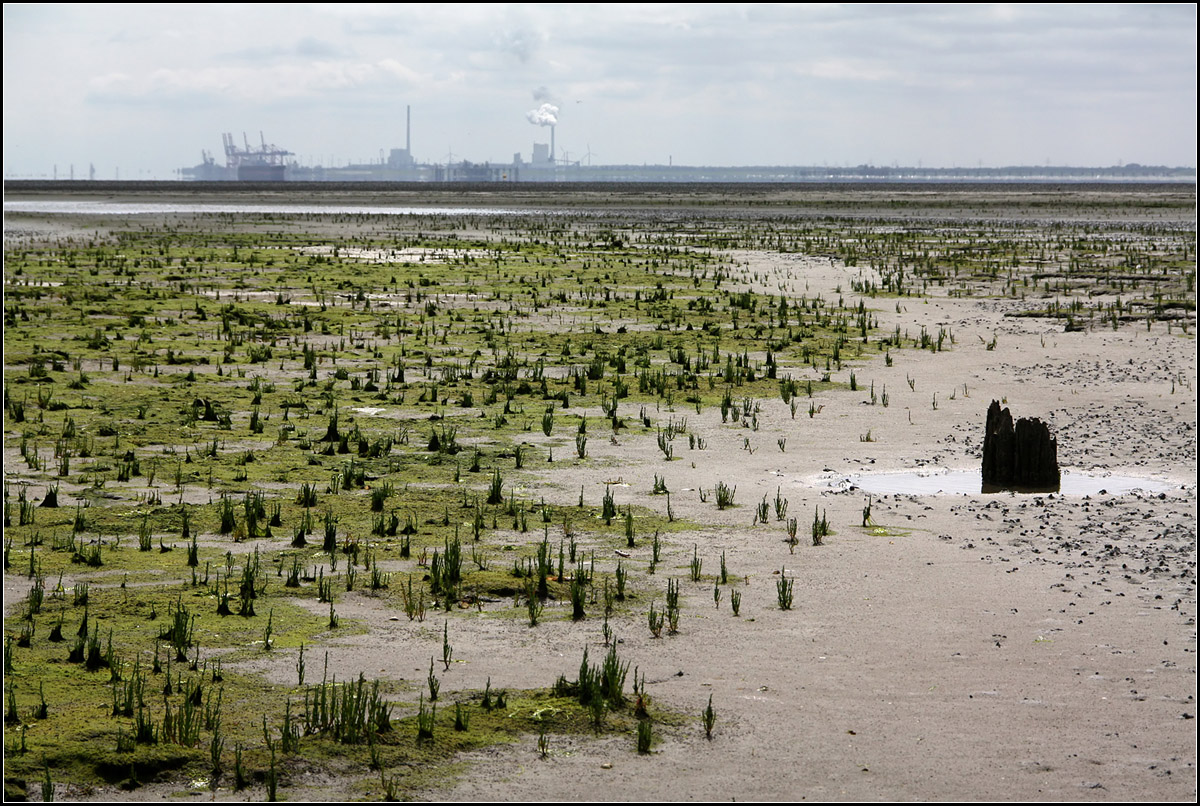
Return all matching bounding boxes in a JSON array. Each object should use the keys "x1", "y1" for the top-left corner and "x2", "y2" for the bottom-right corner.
[
  {"x1": 172, "y1": 114, "x2": 1194, "y2": 184},
  {"x1": 4, "y1": 4, "x2": 1196, "y2": 180}
]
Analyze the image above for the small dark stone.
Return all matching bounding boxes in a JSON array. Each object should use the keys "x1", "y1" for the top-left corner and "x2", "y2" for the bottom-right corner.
[{"x1": 982, "y1": 400, "x2": 1060, "y2": 493}]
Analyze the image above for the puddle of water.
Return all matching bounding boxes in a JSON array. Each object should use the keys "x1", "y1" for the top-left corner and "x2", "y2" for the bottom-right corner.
[{"x1": 830, "y1": 468, "x2": 1175, "y2": 497}]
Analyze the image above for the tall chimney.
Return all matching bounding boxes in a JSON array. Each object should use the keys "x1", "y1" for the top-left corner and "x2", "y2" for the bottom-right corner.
[
  {"x1": 406, "y1": 105, "x2": 411, "y2": 155},
  {"x1": 550, "y1": 124, "x2": 556, "y2": 164}
]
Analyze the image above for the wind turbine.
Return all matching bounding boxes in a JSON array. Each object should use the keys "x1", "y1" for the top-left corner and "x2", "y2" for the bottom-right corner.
[{"x1": 583, "y1": 145, "x2": 597, "y2": 166}]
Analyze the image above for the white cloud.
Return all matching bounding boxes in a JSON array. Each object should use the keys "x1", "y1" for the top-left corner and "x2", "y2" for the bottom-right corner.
[{"x1": 806, "y1": 59, "x2": 899, "y2": 83}]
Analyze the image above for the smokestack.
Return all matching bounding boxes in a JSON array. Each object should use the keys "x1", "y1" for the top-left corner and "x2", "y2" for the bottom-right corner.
[
  {"x1": 406, "y1": 105, "x2": 411, "y2": 155},
  {"x1": 526, "y1": 102, "x2": 559, "y2": 165}
]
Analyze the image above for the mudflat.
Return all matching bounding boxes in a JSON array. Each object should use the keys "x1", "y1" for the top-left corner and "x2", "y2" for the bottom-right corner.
[{"x1": 3, "y1": 182, "x2": 1194, "y2": 801}]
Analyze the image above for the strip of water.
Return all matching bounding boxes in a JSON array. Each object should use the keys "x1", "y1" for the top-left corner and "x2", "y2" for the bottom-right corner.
[{"x1": 3, "y1": 201, "x2": 544, "y2": 216}]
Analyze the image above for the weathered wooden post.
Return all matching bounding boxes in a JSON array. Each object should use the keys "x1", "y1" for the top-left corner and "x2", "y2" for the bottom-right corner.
[{"x1": 982, "y1": 400, "x2": 1060, "y2": 493}]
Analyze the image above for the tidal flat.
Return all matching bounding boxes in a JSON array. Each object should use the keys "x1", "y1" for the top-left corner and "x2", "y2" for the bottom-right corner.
[{"x1": 3, "y1": 182, "x2": 1195, "y2": 801}]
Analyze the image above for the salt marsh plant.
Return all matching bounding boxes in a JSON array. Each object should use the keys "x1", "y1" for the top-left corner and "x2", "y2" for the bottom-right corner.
[
  {"x1": 754, "y1": 495, "x2": 770, "y2": 525},
  {"x1": 637, "y1": 719, "x2": 653, "y2": 754},
  {"x1": 656, "y1": 430, "x2": 674, "y2": 460},
  {"x1": 647, "y1": 602, "x2": 664, "y2": 638},
  {"x1": 812, "y1": 508, "x2": 830, "y2": 546},
  {"x1": 599, "y1": 644, "x2": 630, "y2": 708},
  {"x1": 570, "y1": 572, "x2": 588, "y2": 621},
  {"x1": 218, "y1": 495, "x2": 237, "y2": 534},
  {"x1": 297, "y1": 671, "x2": 396, "y2": 748},
  {"x1": 262, "y1": 608, "x2": 275, "y2": 650},
  {"x1": 486, "y1": 468, "x2": 504, "y2": 506},
  {"x1": 401, "y1": 575, "x2": 426, "y2": 622},
  {"x1": 454, "y1": 701, "x2": 470, "y2": 732},
  {"x1": 776, "y1": 569, "x2": 794, "y2": 610},
  {"x1": 785, "y1": 518, "x2": 800, "y2": 552},
  {"x1": 416, "y1": 695, "x2": 435, "y2": 741},
  {"x1": 601, "y1": 485, "x2": 617, "y2": 525},
  {"x1": 525, "y1": 579, "x2": 544, "y2": 626},
  {"x1": 773, "y1": 487, "x2": 789, "y2": 521},
  {"x1": 561, "y1": 644, "x2": 629, "y2": 713},
  {"x1": 665, "y1": 579, "x2": 681, "y2": 634},
  {"x1": 368, "y1": 560, "x2": 389, "y2": 591},
  {"x1": 702, "y1": 694, "x2": 716, "y2": 739},
  {"x1": 369, "y1": 482, "x2": 393, "y2": 512},
  {"x1": 160, "y1": 597, "x2": 195, "y2": 662}
]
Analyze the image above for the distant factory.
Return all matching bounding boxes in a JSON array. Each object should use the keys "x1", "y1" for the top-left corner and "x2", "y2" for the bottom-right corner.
[{"x1": 177, "y1": 106, "x2": 1196, "y2": 184}]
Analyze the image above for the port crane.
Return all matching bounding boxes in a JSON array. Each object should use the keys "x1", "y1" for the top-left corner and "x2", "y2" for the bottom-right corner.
[{"x1": 221, "y1": 132, "x2": 291, "y2": 169}]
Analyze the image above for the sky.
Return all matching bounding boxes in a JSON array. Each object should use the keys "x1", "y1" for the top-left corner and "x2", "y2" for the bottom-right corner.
[{"x1": 3, "y1": 3, "x2": 1196, "y2": 179}]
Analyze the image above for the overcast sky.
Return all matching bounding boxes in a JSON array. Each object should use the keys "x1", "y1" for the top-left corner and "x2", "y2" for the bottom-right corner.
[{"x1": 3, "y1": 3, "x2": 1196, "y2": 178}]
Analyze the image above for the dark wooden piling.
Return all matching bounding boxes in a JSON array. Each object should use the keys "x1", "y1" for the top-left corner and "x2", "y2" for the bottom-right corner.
[{"x1": 982, "y1": 400, "x2": 1060, "y2": 493}]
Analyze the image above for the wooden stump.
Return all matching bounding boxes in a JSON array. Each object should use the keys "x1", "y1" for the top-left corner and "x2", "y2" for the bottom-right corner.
[{"x1": 982, "y1": 400, "x2": 1060, "y2": 493}]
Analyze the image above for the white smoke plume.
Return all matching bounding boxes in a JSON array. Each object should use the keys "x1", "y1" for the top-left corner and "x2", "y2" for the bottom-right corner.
[{"x1": 526, "y1": 102, "x2": 558, "y2": 127}]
